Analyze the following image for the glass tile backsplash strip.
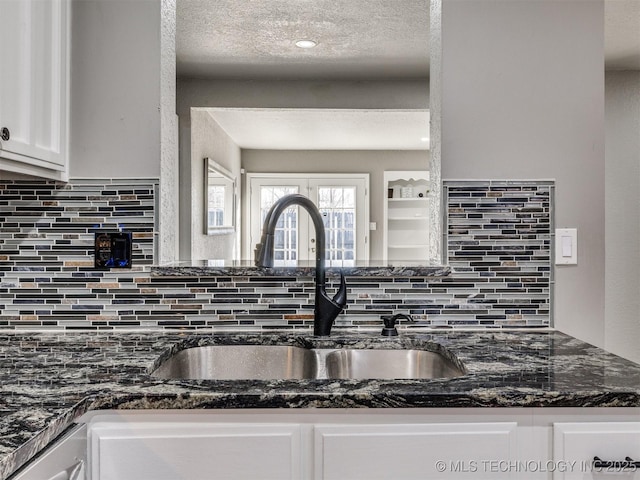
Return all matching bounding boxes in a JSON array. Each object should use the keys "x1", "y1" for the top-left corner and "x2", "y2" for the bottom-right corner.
[{"x1": 0, "y1": 179, "x2": 552, "y2": 330}]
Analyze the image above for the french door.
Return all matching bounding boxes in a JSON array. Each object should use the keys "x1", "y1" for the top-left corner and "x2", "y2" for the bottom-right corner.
[{"x1": 247, "y1": 174, "x2": 369, "y2": 267}]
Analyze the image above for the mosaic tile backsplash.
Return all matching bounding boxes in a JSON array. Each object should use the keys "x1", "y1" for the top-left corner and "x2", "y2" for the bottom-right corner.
[{"x1": 0, "y1": 179, "x2": 553, "y2": 330}]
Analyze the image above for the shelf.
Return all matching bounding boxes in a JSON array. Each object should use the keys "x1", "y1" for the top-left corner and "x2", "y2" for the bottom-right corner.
[
  {"x1": 387, "y1": 197, "x2": 429, "y2": 203},
  {"x1": 383, "y1": 170, "x2": 430, "y2": 264},
  {"x1": 388, "y1": 216, "x2": 428, "y2": 221}
]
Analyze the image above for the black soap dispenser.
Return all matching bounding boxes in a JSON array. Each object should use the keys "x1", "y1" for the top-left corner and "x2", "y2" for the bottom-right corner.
[{"x1": 381, "y1": 313, "x2": 415, "y2": 336}]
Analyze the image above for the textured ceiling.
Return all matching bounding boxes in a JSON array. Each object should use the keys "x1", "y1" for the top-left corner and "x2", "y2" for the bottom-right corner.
[
  {"x1": 176, "y1": 0, "x2": 640, "y2": 79},
  {"x1": 177, "y1": 0, "x2": 430, "y2": 79}
]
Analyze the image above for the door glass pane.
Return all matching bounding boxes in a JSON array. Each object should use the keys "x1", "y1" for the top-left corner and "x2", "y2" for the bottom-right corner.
[
  {"x1": 260, "y1": 186, "x2": 299, "y2": 266},
  {"x1": 318, "y1": 186, "x2": 356, "y2": 267},
  {"x1": 207, "y1": 185, "x2": 225, "y2": 228}
]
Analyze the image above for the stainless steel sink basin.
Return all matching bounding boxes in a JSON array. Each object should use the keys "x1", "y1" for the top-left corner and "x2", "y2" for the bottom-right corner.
[
  {"x1": 151, "y1": 345, "x2": 317, "y2": 380},
  {"x1": 324, "y1": 349, "x2": 465, "y2": 380},
  {"x1": 151, "y1": 344, "x2": 465, "y2": 381}
]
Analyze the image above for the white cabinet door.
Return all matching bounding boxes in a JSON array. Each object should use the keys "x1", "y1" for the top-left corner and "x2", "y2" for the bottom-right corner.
[
  {"x1": 314, "y1": 422, "x2": 518, "y2": 480},
  {"x1": 89, "y1": 422, "x2": 304, "y2": 480},
  {"x1": 553, "y1": 422, "x2": 640, "y2": 480},
  {"x1": 0, "y1": 0, "x2": 69, "y2": 178}
]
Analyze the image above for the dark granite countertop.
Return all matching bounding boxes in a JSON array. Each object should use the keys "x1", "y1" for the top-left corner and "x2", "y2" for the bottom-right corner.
[{"x1": 2, "y1": 329, "x2": 640, "y2": 479}]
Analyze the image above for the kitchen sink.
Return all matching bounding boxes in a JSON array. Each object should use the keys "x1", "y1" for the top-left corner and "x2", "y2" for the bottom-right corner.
[
  {"x1": 151, "y1": 345, "x2": 318, "y2": 380},
  {"x1": 151, "y1": 344, "x2": 465, "y2": 381},
  {"x1": 324, "y1": 348, "x2": 465, "y2": 380}
]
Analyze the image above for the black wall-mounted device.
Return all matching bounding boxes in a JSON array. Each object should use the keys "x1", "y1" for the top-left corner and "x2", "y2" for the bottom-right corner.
[{"x1": 94, "y1": 231, "x2": 132, "y2": 269}]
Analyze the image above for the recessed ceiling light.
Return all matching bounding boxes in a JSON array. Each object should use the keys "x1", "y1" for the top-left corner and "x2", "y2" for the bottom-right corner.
[
  {"x1": 295, "y1": 39, "x2": 317, "y2": 49},
  {"x1": 420, "y1": 137, "x2": 429, "y2": 142}
]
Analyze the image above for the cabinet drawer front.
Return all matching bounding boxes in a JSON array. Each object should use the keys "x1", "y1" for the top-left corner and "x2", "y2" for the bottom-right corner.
[
  {"x1": 554, "y1": 422, "x2": 640, "y2": 480},
  {"x1": 315, "y1": 422, "x2": 518, "y2": 480},
  {"x1": 89, "y1": 422, "x2": 303, "y2": 480}
]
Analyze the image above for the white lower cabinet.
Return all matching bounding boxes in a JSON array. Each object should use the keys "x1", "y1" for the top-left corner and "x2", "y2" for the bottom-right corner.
[
  {"x1": 85, "y1": 414, "x2": 522, "y2": 480},
  {"x1": 314, "y1": 423, "x2": 518, "y2": 479},
  {"x1": 17, "y1": 409, "x2": 636, "y2": 480},
  {"x1": 88, "y1": 422, "x2": 303, "y2": 480},
  {"x1": 553, "y1": 422, "x2": 640, "y2": 480}
]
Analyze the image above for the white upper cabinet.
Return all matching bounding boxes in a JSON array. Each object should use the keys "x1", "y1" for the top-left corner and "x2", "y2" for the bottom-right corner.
[{"x1": 0, "y1": 0, "x2": 69, "y2": 180}]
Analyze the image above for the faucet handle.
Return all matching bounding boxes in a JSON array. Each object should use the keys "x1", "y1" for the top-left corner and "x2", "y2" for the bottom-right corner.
[
  {"x1": 332, "y1": 271, "x2": 347, "y2": 308},
  {"x1": 314, "y1": 271, "x2": 348, "y2": 336},
  {"x1": 380, "y1": 313, "x2": 414, "y2": 336},
  {"x1": 254, "y1": 234, "x2": 274, "y2": 267}
]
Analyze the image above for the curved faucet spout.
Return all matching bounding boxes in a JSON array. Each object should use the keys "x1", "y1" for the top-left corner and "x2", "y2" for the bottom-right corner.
[{"x1": 254, "y1": 194, "x2": 347, "y2": 336}]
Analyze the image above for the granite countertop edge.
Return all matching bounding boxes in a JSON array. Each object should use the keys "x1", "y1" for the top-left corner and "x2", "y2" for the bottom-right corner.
[{"x1": 150, "y1": 265, "x2": 452, "y2": 277}]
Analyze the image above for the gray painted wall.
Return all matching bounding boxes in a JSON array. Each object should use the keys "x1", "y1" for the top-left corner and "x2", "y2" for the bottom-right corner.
[
  {"x1": 605, "y1": 71, "x2": 640, "y2": 363},
  {"x1": 438, "y1": 0, "x2": 605, "y2": 346},
  {"x1": 241, "y1": 149, "x2": 429, "y2": 260},
  {"x1": 70, "y1": 0, "x2": 161, "y2": 178},
  {"x1": 177, "y1": 79, "x2": 429, "y2": 114},
  {"x1": 67, "y1": 1, "x2": 640, "y2": 358}
]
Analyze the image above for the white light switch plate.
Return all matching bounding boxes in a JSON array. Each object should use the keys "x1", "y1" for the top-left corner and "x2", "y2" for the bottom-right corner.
[{"x1": 555, "y1": 228, "x2": 577, "y2": 265}]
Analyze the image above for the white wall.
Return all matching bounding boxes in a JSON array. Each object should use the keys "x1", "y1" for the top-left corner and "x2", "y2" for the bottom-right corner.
[
  {"x1": 185, "y1": 110, "x2": 241, "y2": 261},
  {"x1": 436, "y1": 0, "x2": 605, "y2": 346},
  {"x1": 242, "y1": 149, "x2": 429, "y2": 260},
  {"x1": 70, "y1": 0, "x2": 161, "y2": 178},
  {"x1": 605, "y1": 71, "x2": 640, "y2": 363}
]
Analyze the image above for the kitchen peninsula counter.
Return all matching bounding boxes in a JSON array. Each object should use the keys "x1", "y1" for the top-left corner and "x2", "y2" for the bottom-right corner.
[{"x1": 1, "y1": 329, "x2": 640, "y2": 479}]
